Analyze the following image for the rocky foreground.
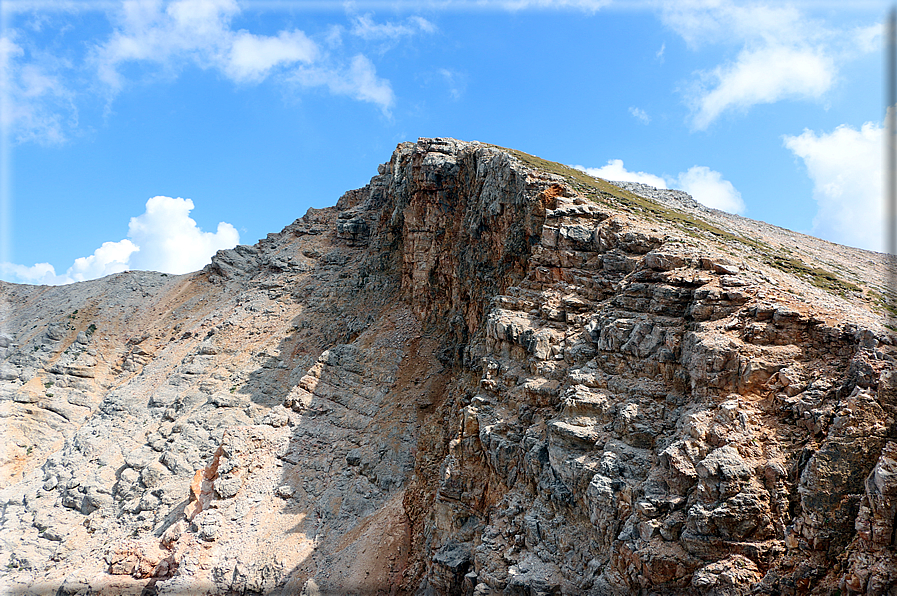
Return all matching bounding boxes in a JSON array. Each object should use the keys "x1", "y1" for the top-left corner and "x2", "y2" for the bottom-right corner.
[{"x1": 1, "y1": 138, "x2": 896, "y2": 595}]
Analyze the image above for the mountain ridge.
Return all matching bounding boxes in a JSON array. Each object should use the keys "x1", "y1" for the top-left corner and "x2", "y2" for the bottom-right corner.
[{"x1": 1, "y1": 137, "x2": 894, "y2": 595}]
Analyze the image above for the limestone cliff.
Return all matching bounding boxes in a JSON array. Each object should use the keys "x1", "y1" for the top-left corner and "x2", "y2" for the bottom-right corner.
[{"x1": 1, "y1": 138, "x2": 895, "y2": 595}]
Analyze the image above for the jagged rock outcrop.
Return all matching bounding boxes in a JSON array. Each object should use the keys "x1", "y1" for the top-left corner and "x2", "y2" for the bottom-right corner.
[{"x1": 1, "y1": 138, "x2": 895, "y2": 595}]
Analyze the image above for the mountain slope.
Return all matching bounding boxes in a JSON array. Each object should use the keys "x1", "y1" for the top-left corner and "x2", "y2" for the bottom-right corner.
[{"x1": 1, "y1": 138, "x2": 894, "y2": 595}]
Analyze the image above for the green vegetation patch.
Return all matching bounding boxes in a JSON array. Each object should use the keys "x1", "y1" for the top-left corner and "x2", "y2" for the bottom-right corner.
[
  {"x1": 767, "y1": 255, "x2": 861, "y2": 295},
  {"x1": 866, "y1": 289, "x2": 897, "y2": 317}
]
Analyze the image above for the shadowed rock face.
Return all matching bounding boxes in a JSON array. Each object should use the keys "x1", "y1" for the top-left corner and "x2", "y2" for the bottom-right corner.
[{"x1": 1, "y1": 137, "x2": 895, "y2": 595}]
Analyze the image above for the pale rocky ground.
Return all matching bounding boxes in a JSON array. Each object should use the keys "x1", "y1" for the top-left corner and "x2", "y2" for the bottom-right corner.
[{"x1": 1, "y1": 138, "x2": 895, "y2": 595}]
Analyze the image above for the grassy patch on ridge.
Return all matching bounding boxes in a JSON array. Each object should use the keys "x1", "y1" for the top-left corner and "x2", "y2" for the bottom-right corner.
[
  {"x1": 490, "y1": 144, "x2": 764, "y2": 248},
  {"x1": 490, "y1": 143, "x2": 864, "y2": 300}
]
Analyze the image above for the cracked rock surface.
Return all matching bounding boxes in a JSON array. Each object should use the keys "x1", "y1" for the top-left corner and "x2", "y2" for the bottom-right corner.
[{"x1": 1, "y1": 138, "x2": 895, "y2": 595}]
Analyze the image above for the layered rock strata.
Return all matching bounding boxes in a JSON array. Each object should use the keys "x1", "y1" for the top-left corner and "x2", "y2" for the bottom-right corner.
[{"x1": 1, "y1": 138, "x2": 895, "y2": 595}]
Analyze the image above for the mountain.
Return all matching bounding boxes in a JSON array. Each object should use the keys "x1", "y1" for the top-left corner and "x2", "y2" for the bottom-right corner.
[{"x1": 1, "y1": 137, "x2": 894, "y2": 595}]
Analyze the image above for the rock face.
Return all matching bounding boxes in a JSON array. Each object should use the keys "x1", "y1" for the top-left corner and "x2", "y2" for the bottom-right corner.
[{"x1": 1, "y1": 137, "x2": 895, "y2": 595}]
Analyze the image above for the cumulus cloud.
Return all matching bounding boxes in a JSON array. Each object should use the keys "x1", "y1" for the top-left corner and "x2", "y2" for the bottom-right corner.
[
  {"x1": 671, "y1": 166, "x2": 745, "y2": 214},
  {"x1": 0, "y1": 239, "x2": 138, "y2": 286},
  {"x1": 0, "y1": 262, "x2": 67, "y2": 286},
  {"x1": 0, "y1": 196, "x2": 239, "y2": 285},
  {"x1": 573, "y1": 160, "x2": 667, "y2": 188},
  {"x1": 573, "y1": 159, "x2": 745, "y2": 214},
  {"x1": 127, "y1": 196, "x2": 239, "y2": 273},
  {"x1": 95, "y1": 0, "x2": 241, "y2": 91},
  {"x1": 225, "y1": 29, "x2": 318, "y2": 83},
  {"x1": 94, "y1": 0, "x2": 317, "y2": 89},
  {"x1": 67, "y1": 239, "x2": 138, "y2": 282},
  {"x1": 784, "y1": 121, "x2": 882, "y2": 251},
  {"x1": 629, "y1": 106, "x2": 650, "y2": 124},
  {"x1": 660, "y1": 2, "x2": 876, "y2": 129}
]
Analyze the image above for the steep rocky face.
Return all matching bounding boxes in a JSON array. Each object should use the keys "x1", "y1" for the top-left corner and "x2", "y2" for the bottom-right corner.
[{"x1": 1, "y1": 138, "x2": 895, "y2": 595}]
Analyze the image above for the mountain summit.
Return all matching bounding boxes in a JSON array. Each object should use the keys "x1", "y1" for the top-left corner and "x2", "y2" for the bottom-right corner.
[{"x1": 1, "y1": 138, "x2": 894, "y2": 595}]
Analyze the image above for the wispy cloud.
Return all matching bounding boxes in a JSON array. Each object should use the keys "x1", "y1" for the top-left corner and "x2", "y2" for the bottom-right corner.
[
  {"x1": 9, "y1": 0, "x2": 877, "y2": 140},
  {"x1": 1, "y1": 33, "x2": 78, "y2": 144},
  {"x1": 629, "y1": 106, "x2": 650, "y2": 124},
  {"x1": 660, "y1": 1, "x2": 878, "y2": 130},
  {"x1": 784, "y1": 121, "x2": 882, "y2": 252},
  {"x1": 290, "y1": 54, "x2": 395, "y2": 114},
  {"x1": 439, "y1": 0, "x2": 611, "y2": 11},
  {"x1": 853, "y1": 22, "x2": 882, "y2": 54},
  {"x1": 0, "y1": 196, "x2": 239, "y2": 285},
  {"x1": 690, "y1": 44, "x2": 834, "y2": 130},
  {"x1": 3, "y1": 0, "x2": 416, "y2": 143},
  {"x1": 350, "y1": 14, "x2": 436, "y2": 40},
  {"x1": 95, "y1": 0, "x2": 397, "y2": 112},
  {"x1": 439, "y1": 68, "x2": 465, "y2": 100},
  {"x1": 2, "y1": 0, "x2": 614, "y2": 14},
  {"x1": 93, "y1": 0, "x2": 241, "y2": 92},
  {"x1": 94, "y1": 0, "x2": 325, "y2": 91}
]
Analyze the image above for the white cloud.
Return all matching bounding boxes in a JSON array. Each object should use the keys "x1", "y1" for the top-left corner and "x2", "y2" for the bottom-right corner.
[
  {"x1": 291, "y1": 54, "x2": 394, "y2": 113},
  {"x1": 660, "y1": 2, "x2": 877, "y2": 129},
  {"x1": 0, "y1": 196, "x2": 239, "y2": 285},
  {"x1": 573, "y1": 159, "x2": 745, "y2": 214},
  {"x1": 629, "y1": 106, "x2": 650, "y2": 124},
  {"x1": 573, "y1": 160, "x2": 668, "y2": 188},
  {"x1": 0, "y1": 262, "x2": 67, "y2": 286},
  {"x1": 226, "y1": 29, "x2": 317, "y2": 82},
  {"x1": 491, "y1": 0, "x2": 610, "y2": 11},
  {"x1": 0, "y1": 36, "x2": 21, "y2": 66},
  {"x1": 656, "y1": 41, "x2": 665, "y2": 61},
  {"x1": 1, "y1": 34, "x2": 77, "y2": 144},
  {"x1": 127, "y1": 196, "x2": 239, "y2": 273},
  {"x1": 88, "y1": 0, "x2": 395, "y2": 114},
  {"x1": 784, "y1": 121, "x2": 882, "y2": 251},
  {"x1": 96, "y1": 0, "x2": 284, "y2": 89},
  {"x1": 854, "y1": 23, "x2": 881, "y2": 54},
  {"x1": 661, "y1": 3, "x2": 813, "y2": 50},
  {"x1": 342, "y1": 54, "x2": 394, "y2": 109},
  {"x1": 671, "y1": 166, "x2": 745, "y2": 214},
  {"x1": 68, "y1": 239, "x2": 137, "y2": 281},
  {"x1": 5, "y1": 2, "x2": 411, "y2": 140},
  {"x1": 350, "y1": 14, "x2": 436, "y2": 40},
  {"x1": 691, "y1": 45, "x2": 834, "y2": 130},
  {"x1": 439, "y1": 68, "x2": 465, "y2": 100},
  {"x1": 95, "y1": 0, "x2": 238, "y2": 90}
]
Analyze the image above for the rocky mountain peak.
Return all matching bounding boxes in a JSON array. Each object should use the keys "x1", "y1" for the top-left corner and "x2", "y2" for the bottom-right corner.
[{"x1": 1, "y1": 138, "x2": 895, "y2": 595}]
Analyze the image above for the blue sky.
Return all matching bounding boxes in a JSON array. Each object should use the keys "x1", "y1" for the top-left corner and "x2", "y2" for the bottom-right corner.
[{"x1": 0, "y1": 0, "x2": 887, "y2": 285}]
